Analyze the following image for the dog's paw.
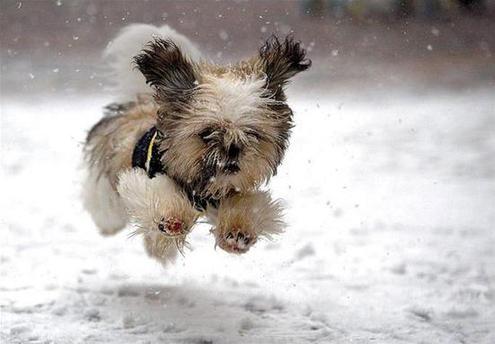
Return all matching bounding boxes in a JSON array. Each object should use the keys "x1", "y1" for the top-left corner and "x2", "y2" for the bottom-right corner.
[
  {"x1": 158, "y1": 216, "x2": 186, "y2": 236},
  {"x1": 216, "y1": 227, "x2": 257, "y2": 254}
]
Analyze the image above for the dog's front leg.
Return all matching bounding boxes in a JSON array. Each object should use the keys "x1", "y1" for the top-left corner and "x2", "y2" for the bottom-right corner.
[
  {"x1": 117, "y1": 168, "x2": 200, "y2": 263},
  {"x1": 210, "y1": 191, "x2": 284, "y2": 254}
]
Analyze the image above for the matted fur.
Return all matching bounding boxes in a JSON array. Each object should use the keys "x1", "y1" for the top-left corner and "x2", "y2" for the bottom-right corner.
[{"x1": 83, "y1": 25, "x2": 310, "y2": 261}]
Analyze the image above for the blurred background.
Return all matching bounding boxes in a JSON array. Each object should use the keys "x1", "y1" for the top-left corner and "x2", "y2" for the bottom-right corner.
[
  {"x1": 1, "y1": 0, "x2": 495, "y2": 96},
  {"x1": 1, "y1": 1, "x2": 495, "y2": 343}
]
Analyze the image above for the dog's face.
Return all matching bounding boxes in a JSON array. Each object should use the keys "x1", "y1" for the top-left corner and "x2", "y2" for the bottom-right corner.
[{"x1": 134, "y1": 36, "x2": 310, "y2": 198}]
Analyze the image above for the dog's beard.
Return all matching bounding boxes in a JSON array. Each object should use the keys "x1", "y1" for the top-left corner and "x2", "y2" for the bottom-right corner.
[
  {"x1": 159, "y1": 132, "x2": 283, "y2": 199},
  {"x1": 176, "y1": 148, "x2": 276, "y2": 199},
  {"x1": 157, "y1": 99, "x2": 290, "y2": 199}
]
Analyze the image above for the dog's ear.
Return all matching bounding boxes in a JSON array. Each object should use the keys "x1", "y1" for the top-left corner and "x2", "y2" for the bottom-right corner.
[
  {"x1": 134, "y1": 38, "x2": 197, "y2": 106},
  {"x1": 258, "y1": 35, "x2": 311, "y2": 99}
]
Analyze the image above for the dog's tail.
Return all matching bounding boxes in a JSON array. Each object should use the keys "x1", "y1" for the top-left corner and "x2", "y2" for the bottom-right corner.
[{"x1": 104, "y1": 24, "x2": 201, "y2": 101}]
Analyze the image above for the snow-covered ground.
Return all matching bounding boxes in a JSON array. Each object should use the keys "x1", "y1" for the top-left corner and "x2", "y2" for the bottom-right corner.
[{"x1": 1, "y1": 87, "x2": 494, "y2": 343}]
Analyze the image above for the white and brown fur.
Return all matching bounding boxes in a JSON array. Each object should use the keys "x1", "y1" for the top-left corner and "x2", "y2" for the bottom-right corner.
[{"x1": 83, "y1": 24, "x2": 310, "y2": 264}]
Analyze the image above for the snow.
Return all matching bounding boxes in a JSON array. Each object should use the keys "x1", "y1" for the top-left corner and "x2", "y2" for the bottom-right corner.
[{"x1": 1, "y1": 87, "x2": 495, "y2": 343}]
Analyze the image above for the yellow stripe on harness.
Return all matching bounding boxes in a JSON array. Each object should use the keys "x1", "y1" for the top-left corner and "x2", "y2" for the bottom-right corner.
[{"x1": 144, "y1": 130, "x2": 158, "y2": 173}]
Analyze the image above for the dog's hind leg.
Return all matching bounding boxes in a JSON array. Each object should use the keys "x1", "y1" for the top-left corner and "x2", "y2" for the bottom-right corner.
[{"x1": 82, "y1": 168, "x2": 128, "y2": 235}]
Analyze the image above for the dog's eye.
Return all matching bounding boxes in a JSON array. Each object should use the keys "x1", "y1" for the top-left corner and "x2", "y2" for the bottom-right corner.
[
  {"x1": 199, "y1": 127, "x2": 214, "y2": 142},
  {"x1": 245, "y1": 130, "x2": 262, "y2": 141}
]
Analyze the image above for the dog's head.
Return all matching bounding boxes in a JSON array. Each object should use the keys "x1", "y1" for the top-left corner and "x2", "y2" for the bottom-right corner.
[{"x1": 134, "y1": 36, "x2": 311, "y2": 198}]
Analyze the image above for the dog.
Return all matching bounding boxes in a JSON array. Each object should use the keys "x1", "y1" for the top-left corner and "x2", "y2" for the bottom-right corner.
[{"x1": 82, "y1": 24, "x2": 311, "y2": 264}]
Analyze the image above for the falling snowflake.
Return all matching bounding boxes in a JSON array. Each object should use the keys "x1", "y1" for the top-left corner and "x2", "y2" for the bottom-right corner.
[{"x1": 219, "y1": 30, "x2": 229, "y2": 41}]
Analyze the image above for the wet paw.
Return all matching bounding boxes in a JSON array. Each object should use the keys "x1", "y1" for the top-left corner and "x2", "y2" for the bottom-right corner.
[
  {"x1": 157, "y1": 216, "x2": 186, "y2": 236},
  {"x1": 217, "y1": 228, "x2": 257, "y2": 254}
]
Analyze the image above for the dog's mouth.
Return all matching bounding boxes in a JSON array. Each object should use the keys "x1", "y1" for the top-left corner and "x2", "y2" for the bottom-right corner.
[{"x1": 223, "y1": 161, "x2": 240, "y2": 174}]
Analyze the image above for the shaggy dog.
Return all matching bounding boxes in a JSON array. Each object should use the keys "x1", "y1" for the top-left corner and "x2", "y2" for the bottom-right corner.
[{"x1": 83, "y1": 24, "x2": 311, "y2": 264}]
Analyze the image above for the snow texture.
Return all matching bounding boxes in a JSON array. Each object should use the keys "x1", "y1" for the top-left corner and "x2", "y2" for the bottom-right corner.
[{"x1": 1, "y1": 88, "x2": 495, "y2": 343}]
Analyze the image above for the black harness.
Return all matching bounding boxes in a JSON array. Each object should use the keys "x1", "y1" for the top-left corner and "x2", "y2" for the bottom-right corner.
[
  {"x1": 131, "y1": 127, "x2": 218, "y2": 211},
  {"x1": 131, "y1": 127, "x2": 164, "y2": 179}
]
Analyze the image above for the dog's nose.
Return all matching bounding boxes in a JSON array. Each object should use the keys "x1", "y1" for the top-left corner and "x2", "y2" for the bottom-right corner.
[{"x1": 227, "y1": 144, "x2": 241, "y2": 160}]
